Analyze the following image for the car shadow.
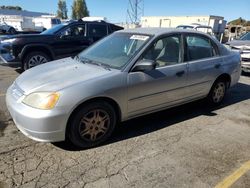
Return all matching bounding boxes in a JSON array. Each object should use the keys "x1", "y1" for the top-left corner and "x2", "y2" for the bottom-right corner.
[
  {"x1": 52, "y1": 82, "x2": 250, "y2": 151},
  {"x1": 0, "y1": 110, "x2": 11, "y2": 137},
  {"x1": 14, "y1": 68, "x2": 23, "y2": 74},
  {"x1": 0, "y1": 63, "x2": 23, "y2": 74}
]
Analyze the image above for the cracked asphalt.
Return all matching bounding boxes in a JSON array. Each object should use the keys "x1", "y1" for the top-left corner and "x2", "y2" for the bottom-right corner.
[{"x1": 0, "y1": 64, "x2": 250, "y2": 188}]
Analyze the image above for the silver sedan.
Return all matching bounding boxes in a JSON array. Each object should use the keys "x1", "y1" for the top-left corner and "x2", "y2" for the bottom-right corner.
[{"x1": 6, "y1": 28, "x2": 241, "y2": 148}]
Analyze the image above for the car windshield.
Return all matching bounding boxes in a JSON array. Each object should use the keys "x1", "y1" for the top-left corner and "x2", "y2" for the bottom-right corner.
[
  {"x1": 41, "y1": 24, "x2": 66, "y2": 35},
  {"x1": 240, "y1": 32, "x2": 250, "y2": 40},
  {"x1": 177, "y1": 25, "x2": 194, "y2": 30},
  {"x1": 78, "y1": 32, "x2": 151, "y2": 69}
]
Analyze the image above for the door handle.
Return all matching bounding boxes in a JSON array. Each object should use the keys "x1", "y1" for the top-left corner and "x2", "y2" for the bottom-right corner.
[
  {"x1": 215, "y1": 64, "x2": 221, "y2": 69},
  {"x1": 176, "y1": 70, "x2": 185, "y2": 77}
]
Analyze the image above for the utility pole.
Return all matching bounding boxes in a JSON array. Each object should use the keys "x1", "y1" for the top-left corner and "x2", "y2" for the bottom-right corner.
[{"x1": 127, "y1": 0, "x2": 144, "y2": 25}]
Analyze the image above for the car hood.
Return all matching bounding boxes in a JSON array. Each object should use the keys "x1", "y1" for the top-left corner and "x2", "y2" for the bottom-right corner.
[
  {"x1": 10, "y1": 34, "x2": 53, "y2": 39},
  {"x1": 1, "y1": 34, "x2": 54, "y2": 44},
  {"x1": 227, "y1": 40, "x2": 250, "y2": 49},
  {"x1": 15, "y1": 57, "x2": 118, "y2": 94}
]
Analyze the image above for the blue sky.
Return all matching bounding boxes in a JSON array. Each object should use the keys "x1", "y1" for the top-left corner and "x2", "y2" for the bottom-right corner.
[{"x1": 0, "y1": 0, "x2": 250, "y2": 23}]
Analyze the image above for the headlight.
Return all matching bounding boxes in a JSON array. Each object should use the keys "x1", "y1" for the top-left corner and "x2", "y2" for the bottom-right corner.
[
  {"x1": 22, "y1": 92, "x2": 60, "y2": 110},
  {"x1": 1, "y1": 38, "x2": 16, "y2": 43}
]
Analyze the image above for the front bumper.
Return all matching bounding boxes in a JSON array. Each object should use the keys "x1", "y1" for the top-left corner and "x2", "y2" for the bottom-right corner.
[
  {"x1": 6, "y1": 83, "x2": 68, "y2": 142},
  {"x1": 0, "y1": 43, "x2": 20, "y2": 65}
]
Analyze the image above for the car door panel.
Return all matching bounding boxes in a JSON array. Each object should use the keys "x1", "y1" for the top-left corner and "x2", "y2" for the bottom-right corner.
[
  {"x1": 185, "y1": 34, "x2": 223, "y2": 98},
  {"x1": 127, "y1": 63, "x2": 188, "y2": 116},
  {"x1": 186, "y1": 57, "x2": 223, "y2": 97},
  {"x1": 127, "y1": 34, "x2": 192, "y2": 117},
  {"x1": 52, "y1": 24, "x2": 89, "y2": 58}
]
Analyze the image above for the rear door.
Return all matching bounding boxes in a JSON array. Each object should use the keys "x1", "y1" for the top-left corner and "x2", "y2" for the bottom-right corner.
[
  {"x1": 87, "y1": 23, "x2": 109, "y2": 43},
  {"x1": 184, "y1": 34, "x2": 223, "y2": 98}
]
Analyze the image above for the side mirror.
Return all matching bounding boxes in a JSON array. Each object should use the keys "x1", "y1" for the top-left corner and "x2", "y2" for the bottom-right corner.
[
  {"x1": 59, "y1": 35, "x2": 66, "y2": 39},
  {"x1": 60, "y1": 35, "x2": 71, "y2": 40},
  {"x1": 132, "y1": 59, "x2": 156, "y2": 72}
]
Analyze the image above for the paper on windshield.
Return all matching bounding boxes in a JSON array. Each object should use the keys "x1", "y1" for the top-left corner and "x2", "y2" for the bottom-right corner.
[{"x1": 130, "y1": 35, "x2": 149, "y2": 41}]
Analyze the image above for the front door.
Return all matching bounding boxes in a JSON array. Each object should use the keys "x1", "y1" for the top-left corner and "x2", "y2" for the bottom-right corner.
[
  {"x1": 127, "y1": 34, "x2": 189, "y2": 117},
  {"x1": 53, "y1": 24, "x2": 90, "y2": 59}
]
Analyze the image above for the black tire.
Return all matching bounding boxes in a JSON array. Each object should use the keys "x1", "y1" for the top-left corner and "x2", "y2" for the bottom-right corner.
[
  {"x1": 8, "y1": 27, "x2": 16, "y2": 35},
  {"x1": 22, "y1": 51, "x2": 51, "y2": 71},
  {"x1": 67, "y1": 101, "x2": 117, "y2": 149},
  {"x1": 207, "y1": 79, "x2": 227, "y2": 106}
]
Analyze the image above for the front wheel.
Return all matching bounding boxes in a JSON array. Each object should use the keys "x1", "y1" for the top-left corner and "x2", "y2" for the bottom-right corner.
[
  {"x1": 67, "y1": 101, "x2": 117, "y2": 149},
  {"x1": 207, "y1": 80, "x2": 227, "y2": 105},
  {"x1": 23, "y1": 51, "x2": 51, "y2": 71}
]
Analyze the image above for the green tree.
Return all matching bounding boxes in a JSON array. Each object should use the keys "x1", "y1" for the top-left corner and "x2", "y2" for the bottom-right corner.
[
  {"x1": 71, "y1": 0, "x2": 89, "y2": 20},
  {"x1": 71, "y1": 0, "x2": 77, "y2": 19},
  {"x1": 228, "y1": 17, "x2": 247, "y2": 25},
  {"x1": 243, "y1": 21, "x2": 250, "y2": 27},
  {"x1": 0, "y1": 6, "x2": 22, "y2": 10},
  {"x1": 57, "y1": 0, "x2": 68, "y2": 19}
]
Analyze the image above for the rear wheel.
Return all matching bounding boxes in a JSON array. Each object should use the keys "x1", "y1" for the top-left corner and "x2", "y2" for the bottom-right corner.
[
  {"x1": 207, "y1": 80, "x2": 227, "y2": 105},
  {"x1": 67, "y1": 101, "x2": 117, "y2": 149},
  {"x1": 23, "y1": 51, "x2": 51, "y2": 71}
]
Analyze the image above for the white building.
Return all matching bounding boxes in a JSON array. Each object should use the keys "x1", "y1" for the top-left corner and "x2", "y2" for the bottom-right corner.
[
  {"x1": 141, "y1": 15, "x2": 227, "y2": 34},
  {"x1": 0, "y1": 9, "x2": 58, "y2": 32}
]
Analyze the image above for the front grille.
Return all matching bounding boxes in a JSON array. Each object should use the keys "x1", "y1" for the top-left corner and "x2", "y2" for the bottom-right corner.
[{"x1": 11, "y1": 82, "x2": 24, "y2": 100}]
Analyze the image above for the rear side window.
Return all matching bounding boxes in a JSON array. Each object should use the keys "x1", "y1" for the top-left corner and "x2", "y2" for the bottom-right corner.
[
  {"x1": 186, "y1": 35, "x2": 217, "y2": 61},
  {"x1": 88, "y1": 24, "x2": 108, "y2": 37}
]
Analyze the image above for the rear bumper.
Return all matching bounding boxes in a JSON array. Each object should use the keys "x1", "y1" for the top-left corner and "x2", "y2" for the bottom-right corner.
[{"x1": 241, "y1": 60, "x2": 250, "y2": 73}]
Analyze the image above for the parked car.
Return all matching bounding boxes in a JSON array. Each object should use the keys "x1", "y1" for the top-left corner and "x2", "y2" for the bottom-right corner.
[
  {"x1": 0, "y1": 21, "x2": 17, "y2": 34},
  {"x1": 0, "y1": 19, "x2": 123, "y2": 70},
  {"x1": 177, "y1": 24, "x2": 214, "y2": 35},
  {"x1": 6, "y1": 28, "x2": 241, "y2": 148},
  {"x1": 226, "y1": 32, "x2": 250, "y2": 73}
]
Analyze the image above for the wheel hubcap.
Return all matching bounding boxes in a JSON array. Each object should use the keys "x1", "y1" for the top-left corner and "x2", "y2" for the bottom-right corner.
[
  {"x1": 79, "y1": 109, "x2": 110, "y2": 141},
  {"x1": 28, "y1": 55, "x2": 48, "y2": 68},
  {"x1": 212, "y1": 82, "x2": 225, "y2": 103}
]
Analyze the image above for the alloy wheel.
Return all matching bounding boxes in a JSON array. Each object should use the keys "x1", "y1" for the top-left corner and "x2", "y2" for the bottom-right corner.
[
  {"x1": 212, "y1": 82, "x2": 226, "y2": 103},
  {"x1": 28, "y1": 55, "x2": 48, "y2": 68},
  {"x1": 79, "y1": 109, "x2": 110, "y2": 142}
]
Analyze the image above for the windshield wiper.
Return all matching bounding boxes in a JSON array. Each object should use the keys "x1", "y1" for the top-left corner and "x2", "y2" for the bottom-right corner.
[
  {"x1": 74, "y1": 56, "x2": 111, "y2": 70},
  {"x1": 88, "y1": 60, "x2": 111, "y2": 71},
  {"x1": 74, "y1": 55, "x2": 91, "y2": 64}
]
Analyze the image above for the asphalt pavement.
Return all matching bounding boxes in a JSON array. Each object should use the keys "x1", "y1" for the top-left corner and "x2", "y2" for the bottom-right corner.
[{"x1": 0, "y1": 63, "x2": 250, "y2": 188}]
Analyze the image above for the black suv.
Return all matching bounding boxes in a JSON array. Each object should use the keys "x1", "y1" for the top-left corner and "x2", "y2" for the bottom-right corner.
[{"x1": 0, "y1": 20, "x2": 123, "y2": 70}]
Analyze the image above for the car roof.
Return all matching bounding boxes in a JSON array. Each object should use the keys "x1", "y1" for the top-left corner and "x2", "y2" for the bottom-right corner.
[
  {"x1": 66, "y1": 19, "x2": 110, "y2": 25},
  {"x1": 117, "y1": 27, "x2": 211, "y2": 37},
  {"x1": 177, "y1": 24, "x2": 212, "y2": 28}
]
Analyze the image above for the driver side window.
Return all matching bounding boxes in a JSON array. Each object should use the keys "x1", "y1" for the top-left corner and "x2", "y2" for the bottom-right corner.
[
  {"x1": 59, "y1": 25, "x2": 86, "y2": 38},
  {"x1": 142, "y1": 35, "x2": 181, "y2": 67},
  {"x1": 60, "y1": 27, "x2": 73, "y2": 37}
]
